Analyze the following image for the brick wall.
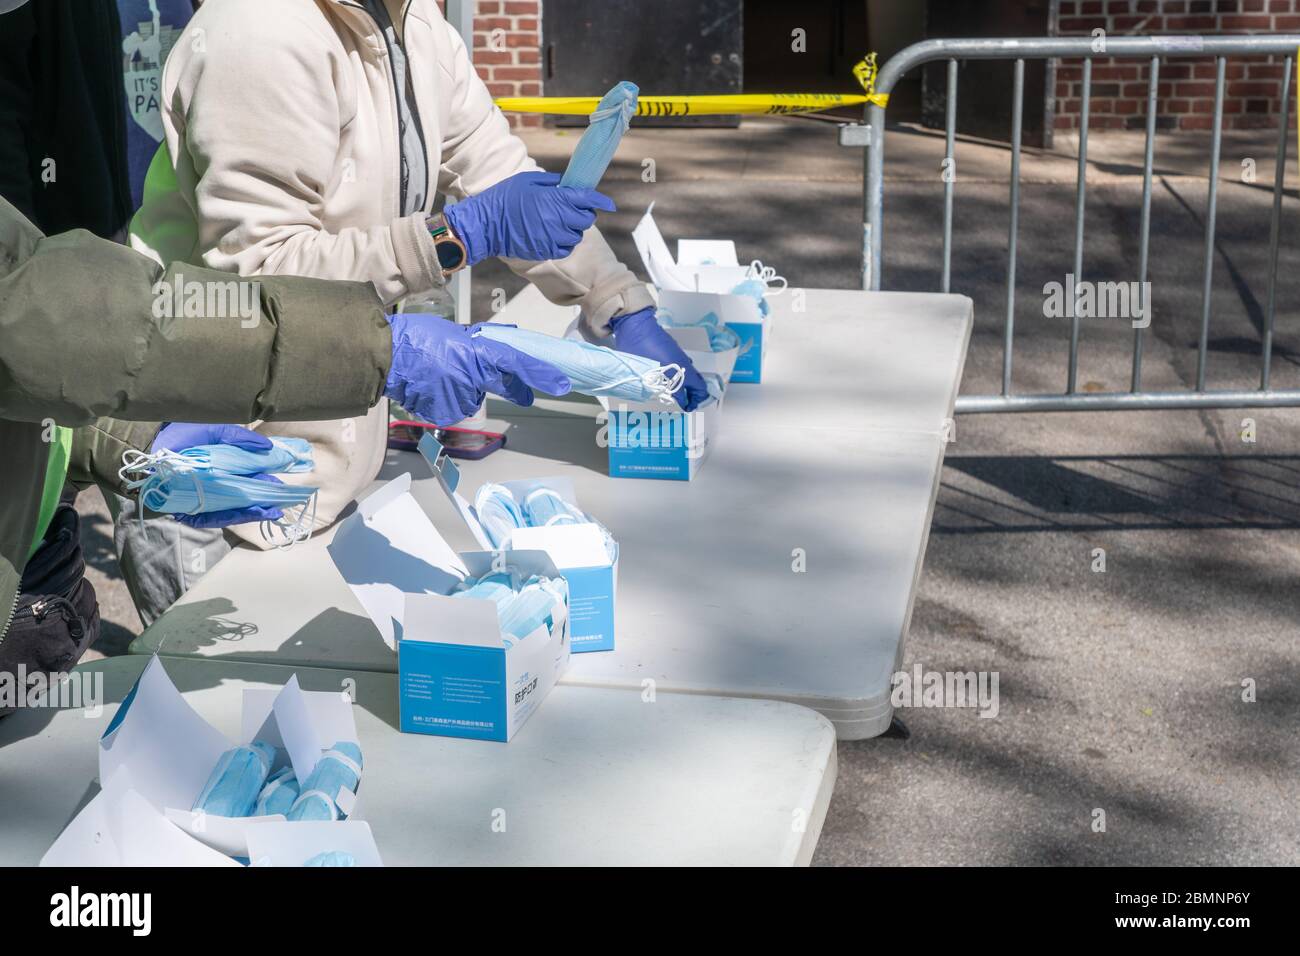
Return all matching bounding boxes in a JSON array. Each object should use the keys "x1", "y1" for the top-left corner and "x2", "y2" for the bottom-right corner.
[
  {"x1": 1055, "y1": 0, "x2": 1300, "y2": 130},
  {"x1": 435, "y1": 0, "x2": 543, "y2": 128}
]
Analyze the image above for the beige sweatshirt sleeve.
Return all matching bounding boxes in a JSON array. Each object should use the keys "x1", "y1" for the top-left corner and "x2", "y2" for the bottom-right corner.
[
  {"x1": 163, "y1": 4, "x2": 439, "y2": 305},
  {"x1": 431, "y1": 15, "x2": 653, "y2": 337}
]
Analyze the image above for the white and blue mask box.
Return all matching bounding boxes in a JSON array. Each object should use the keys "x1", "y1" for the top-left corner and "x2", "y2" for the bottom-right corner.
[
  {"x1": 418, "y1": 435, "x2": 618, "y2": 654},
  {"x1": 632, "y1": 205, "x2": 775, "y2": 384},
  {"x1": 596, "y1": 327, "x2": 735, "y2": 482},
  {"x1": 42, "y1": 655, "x2": 376, "y2": 866},
  {"x1": 327, "y1": 474, "x2": 571, "y2": 743}
]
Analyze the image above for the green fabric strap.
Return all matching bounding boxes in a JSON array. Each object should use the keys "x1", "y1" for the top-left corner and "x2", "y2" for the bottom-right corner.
[{"x1": 30, "y1": 426, "x2": 73, "y2": 561}]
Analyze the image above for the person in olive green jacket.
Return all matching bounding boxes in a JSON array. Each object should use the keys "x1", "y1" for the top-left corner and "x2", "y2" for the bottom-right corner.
[{"x1": 0, "y1": 195, "x2": 569, "y2": 708}]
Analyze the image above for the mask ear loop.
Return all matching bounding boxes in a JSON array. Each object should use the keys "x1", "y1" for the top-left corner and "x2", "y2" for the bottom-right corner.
[
  {"x1": 264, "y1": 490, "x2": 318, "y2": 551},
  {"x1": 747, "y1": 259, "x2": 788, "y2": 295},
  {"x1": 641, "y1": 363, "x2": 685, "y2": 404}
]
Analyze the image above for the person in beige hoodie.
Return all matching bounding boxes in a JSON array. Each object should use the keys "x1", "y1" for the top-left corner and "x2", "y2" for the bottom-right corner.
[{"x1": 121, "y1": 0, "x2": 705, "y2": 622}]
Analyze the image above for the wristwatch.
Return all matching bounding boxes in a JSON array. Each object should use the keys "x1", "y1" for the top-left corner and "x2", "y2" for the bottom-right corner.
[{"x1": 426, "y1": 213, "x2": 468, "y2": 277}]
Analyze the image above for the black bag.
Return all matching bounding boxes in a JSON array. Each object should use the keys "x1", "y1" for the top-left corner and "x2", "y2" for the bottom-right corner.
[{"x1": 0, "y1": 505, "x2": 100, "y2": 702}]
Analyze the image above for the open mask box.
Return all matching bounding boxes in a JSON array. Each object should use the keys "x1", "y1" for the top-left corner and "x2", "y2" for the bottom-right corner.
[
  {"x1": 632, "y1": 202, "x2": 780, "y2": 384},
  {"x1": 326, "y1": 473, "x2": 571, "y2": 742},
  {"x1": 417, "y1": 434, "x2": 618, "y2": 653},
  {"x1": 42, "y1": 655, "x2": 382, "y2": 866},
  {"x1": 568, "y1": 316, "x2": 736, "y2": 481}
]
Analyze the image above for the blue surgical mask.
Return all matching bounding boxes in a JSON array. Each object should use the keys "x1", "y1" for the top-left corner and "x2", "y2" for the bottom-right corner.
[
  {"x1": 656, "y1": 308, "x2": 741, "y2": 352},
  {"x1": 474, "y1": 483, "x2": 526, "y2": 549},
  {"x1": 560, "y1": 81, "x2": 638, "y2": 190},
  {"x1": 177, "y1": 437, "x2": 315, "y2": 475},
  {"x1": 521, "y1": 487, "x2": 583, "y2": 527},
  {"x1": 304, "y1": 851, "x2": 358, "y2": 867},
  {"x1": 286, "y1": 741, "x2": 363, "y2": 823},
  {"x1": 118, "y1": 443, "x2": 319, "y2": 545},
  {"x1": 472, "y1": 323, "x2": 685, "y2": 405},
  {"x1": 255, "y1": 765, "x2": 301, "y2": 817},
  {"x1": 192, "y1": 741, "x2": 276, "y2": 818}
]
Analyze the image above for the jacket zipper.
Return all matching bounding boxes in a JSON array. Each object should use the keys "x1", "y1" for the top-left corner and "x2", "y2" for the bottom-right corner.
[
  {"x1": 341, "y1": 0, "x2": 431, "y2": 217},
  {"x1": 0, "y1": 585, "x2": 18, "y2": 647}
]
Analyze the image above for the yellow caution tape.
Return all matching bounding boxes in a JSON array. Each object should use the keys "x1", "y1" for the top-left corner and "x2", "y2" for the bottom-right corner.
[{"x1": 496, "y1": 54, "x2": 889, "y2": 116}]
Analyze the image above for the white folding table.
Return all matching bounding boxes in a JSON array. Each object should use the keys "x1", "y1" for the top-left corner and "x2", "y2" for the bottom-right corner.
[
  {"x1": 130, "y1": 288, "x2": 971, "y2": 737},
  {"x1": 0, "y1": 656, "x2": 837, "y2": 866}
]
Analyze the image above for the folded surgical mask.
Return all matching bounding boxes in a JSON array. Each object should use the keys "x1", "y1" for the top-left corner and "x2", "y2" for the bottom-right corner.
[
  {"x1": 119, "y1": 438, "x2": 319, "y2": 547},
  {"x1": 286, "y1": 741, "x2": 363, "y2": 823},
  {"x1": 497, "y1": 577, "x2": 568, "y2": 642},
  {"x1": 254, "y1": 765, "x2": 301, "y2": 817},
  {"x1": 730, "y1": 261, "x2": 787, "y2": 318},
  {"x1": 521, "y1": 487, "x2": 584, "y2": 527},
  {"x1": 472, "y1": 323, "x2": 684, "y2": 405},
  {"x1": 175, "y1": 437, "x2": 314, "y2": 475},
  {"x1": 656, "y1": 308, "x2": 740, "y2": 353},
  {"x1": 559, "y1": 80, "x2": 638, "y2": 190},
  {"x1": 304, "y1": 851, "x2": 357, "y2": 867},
  {"x1": 474, "y1": 482, "x2": 527, "y2": 549},
  {"x1": 455, "y1": 571, "x2": 567, "y2": 645},
  {"x1": 192, "y1": 742, "x2": 276, "y2": 818}
]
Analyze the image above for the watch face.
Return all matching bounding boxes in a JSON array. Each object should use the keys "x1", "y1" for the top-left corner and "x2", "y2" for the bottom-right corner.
[{"x1": 436, "y1": 237, "x2": 465, "y2": 271}]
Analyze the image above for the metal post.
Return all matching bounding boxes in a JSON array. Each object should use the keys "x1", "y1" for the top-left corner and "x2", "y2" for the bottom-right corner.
[
  {"x1": 1132, "y1": 56, "x2": 1159, "y2": 392},
  {"x1": 942, "y1": 59, "x2": 958, "y2": 293},
  {"x1": 1068, "y1": 58, "x2": 1092, "y2": 394},
  {"x1": 446, "y1": 0, "x2": 475, "y2": 324},
  {"x1": 1195, "y1": 57, "x2": 1226, "y2": 392},
  {"x1": 1003, "y1": 59, "x2": 1025, "y2": 396},
  {"x1": 1261, "y1": 55, "x2": 1292, "y2": 390}
]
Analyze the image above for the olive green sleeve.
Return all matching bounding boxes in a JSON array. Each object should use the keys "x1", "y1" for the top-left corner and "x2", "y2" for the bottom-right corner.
[
  {"x1": 0, "y1": 196, "x2": 392, "y2": 429},
  {"x1": 65, "y1": 419, "x2": 162, "y2": 496}
]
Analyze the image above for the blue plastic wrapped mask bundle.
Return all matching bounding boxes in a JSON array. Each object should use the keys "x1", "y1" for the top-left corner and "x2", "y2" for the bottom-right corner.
[
  {"x1": 559, "y1": 81, "x2": 639, "y2": 190},
  {"x1": 472, "y1": 323, "x2": 684, "y2": 405},
  {"x1": 254, "y1": 765, "x2": 301, "y2": 817},
  {"x1": 656, "y1": 309, "x2": 740, "y2": 353},
  {"x1": 192, "y1": 742, "x2": 276, "y2": 818},
  {"x1": 521, "y1": 487, "x2": 584, "y2": 527},
  {"x1": 286, "y1": 741, "x2": 363, "y2": 822},
  {"x1": 304, "y1": 851, "x2": 357, "y2": 867}
]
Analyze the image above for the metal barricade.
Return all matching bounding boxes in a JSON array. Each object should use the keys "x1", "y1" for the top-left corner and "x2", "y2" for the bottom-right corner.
[{"x1": 861, "y1": 36, "x2": 1300, "y2": 413}]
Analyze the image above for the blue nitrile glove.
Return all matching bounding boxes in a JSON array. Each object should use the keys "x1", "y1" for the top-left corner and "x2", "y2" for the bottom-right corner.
[
  {"x1": 384, "y1": 313, "x2": 571, "y2": 425},
  {"x1": 150, "y1": 424, "x2": 285, "y2": 528},
  {"x1": 443, "y1": 171, "x2": 615, "y2": 266},
  {"x1": 609, "y1": 307, "x2": 710, "y2": 412}
]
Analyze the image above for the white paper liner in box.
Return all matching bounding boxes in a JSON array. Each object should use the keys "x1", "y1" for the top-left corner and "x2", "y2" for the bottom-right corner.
[{"x1": 81, "y1": 655, "x2": 362, "y2": 858}]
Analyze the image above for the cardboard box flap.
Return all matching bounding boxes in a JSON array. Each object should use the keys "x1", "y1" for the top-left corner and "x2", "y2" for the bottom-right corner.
[{"x1": 327, "y1": 474, "x2": 470, "y2": 648}]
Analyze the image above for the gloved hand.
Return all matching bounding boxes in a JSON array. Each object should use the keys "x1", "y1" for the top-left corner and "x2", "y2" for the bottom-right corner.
[
  {"x1": 385, "y1": 313, "x2": 571, "y2": 425},
  {"x1": 150, "y1": 423, "x2": 286, "y2": 528},
  {"x1": 609, "y1": 307, "x2": 710, "y2": 412},
  {"x1": 443, "y1": 171, "x2": 615, "y2": 266}
]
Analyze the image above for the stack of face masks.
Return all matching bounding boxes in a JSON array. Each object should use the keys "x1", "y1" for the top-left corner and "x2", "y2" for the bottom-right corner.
[
  {"x1": 193, "y1": 739, "x2": 364, "y2": 822},
  {"x1": 559, "y1": 80, "x2": 639, "y2": 190},
  {"x1": 452, "y1": 569, "x2": 569, "y2": 646},
  {"x1": 192, "y1": 742, "x2": 276, "y2": 818},
  {"x1": 287, "y1": 741, "x2": 364, "y2": 823},
  {"x1": 473, "y1": 483, "x2": 619, "y2": 562},
  {"x1": 118, "y1": 436, "x2": 319, "y2": 544},
  {"x1": 472, "y1": 323, "x2": 684, "y2": 405}
]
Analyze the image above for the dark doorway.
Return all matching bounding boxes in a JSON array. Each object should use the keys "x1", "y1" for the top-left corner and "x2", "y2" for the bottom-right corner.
[{"x1": 542, "y1": 0, "x2": 743, "y2": 127}]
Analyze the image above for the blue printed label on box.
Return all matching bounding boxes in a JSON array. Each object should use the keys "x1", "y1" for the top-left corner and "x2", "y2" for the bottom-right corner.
[{"x1": 726, "y1": 320, "x2": 765, "y2": 383}]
